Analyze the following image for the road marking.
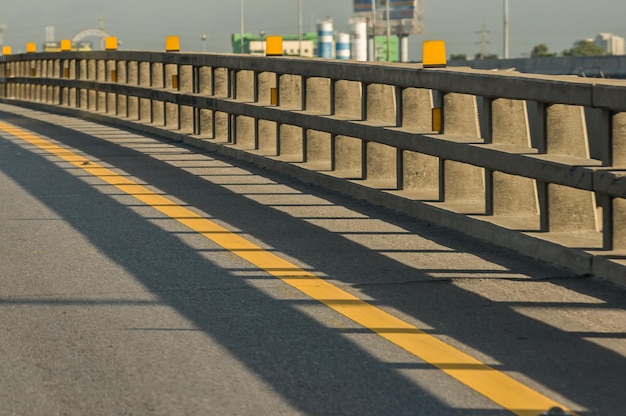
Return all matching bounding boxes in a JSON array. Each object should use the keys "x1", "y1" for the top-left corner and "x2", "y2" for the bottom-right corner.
[{"x1": 0, "y1": 121, "x2": 576, "y2": 416}]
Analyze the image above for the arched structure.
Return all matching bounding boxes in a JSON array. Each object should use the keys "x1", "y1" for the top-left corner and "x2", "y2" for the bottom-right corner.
[{"x1": 72, "y1": 28, "x2": 111, "y2": 50}]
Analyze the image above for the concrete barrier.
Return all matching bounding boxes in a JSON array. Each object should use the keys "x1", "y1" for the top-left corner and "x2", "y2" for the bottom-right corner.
[{"x1": 1, "y1": 51, "x2": 625, "y2": 286}]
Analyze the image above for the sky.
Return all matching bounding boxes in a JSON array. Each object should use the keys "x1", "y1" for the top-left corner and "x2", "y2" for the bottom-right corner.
[{"x1": 1, "y1": 0, "x2": 625, "y2": 60}]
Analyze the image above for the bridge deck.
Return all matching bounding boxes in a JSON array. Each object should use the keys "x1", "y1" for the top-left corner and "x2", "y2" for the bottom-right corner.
[{"x1": 1, "y1": 105, "x2": 624, "y2": 415}]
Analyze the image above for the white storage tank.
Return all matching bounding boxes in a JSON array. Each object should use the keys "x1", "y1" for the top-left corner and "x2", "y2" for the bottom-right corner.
[
  {"x1": 350, "y1": 18, "x2": 368, "y2": 62},
  {"x1": 317, "y1": 19, "x2": 334, "y2": 59},
  {"x1": 335, "y1": 33, "x2": 351, "y2": 60}
]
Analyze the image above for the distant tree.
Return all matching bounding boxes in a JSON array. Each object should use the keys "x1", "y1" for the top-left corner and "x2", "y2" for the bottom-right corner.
[
  {"x1": 562, "y1": 40, "x2": 606, "y2": 57},
  {"x1": 450, "y1": 53, "x2": 467, "y2": 61},
  {"x1": 474, "y1": 52, "x2": 498, "y2": 60},
  {"x1": 531, "y1": 43, "x2": 557, "y2": 57}
]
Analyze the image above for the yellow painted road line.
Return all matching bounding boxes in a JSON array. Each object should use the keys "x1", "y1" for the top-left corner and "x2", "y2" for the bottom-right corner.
[{"x1": 0, "y1": 121, "x2": 576, "y2": 416}]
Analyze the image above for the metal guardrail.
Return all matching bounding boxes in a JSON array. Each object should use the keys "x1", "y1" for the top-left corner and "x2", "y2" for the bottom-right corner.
[{"x1": 1, "y1": 51, "x2": 625, "y2": 284}]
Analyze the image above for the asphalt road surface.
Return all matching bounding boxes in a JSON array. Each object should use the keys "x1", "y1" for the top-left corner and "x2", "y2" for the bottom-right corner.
[{"x1": 0, "y1": 104, "x2": 624, "y2": 415}]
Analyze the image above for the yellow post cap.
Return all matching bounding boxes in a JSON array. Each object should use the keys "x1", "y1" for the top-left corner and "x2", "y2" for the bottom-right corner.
[
  {"x1": 26, "y1": 42, "x2": 37, "y2": 53},
  {"x1": 422, "y1": 40, "x2": 447, "y2": 68},
  {"x1": 165, "y1": 36, "x2": 180, "y2": 52},
  {"x1": 2, "y1": 46, "x2": 11, "y2": 55},
  {"x1": 266, "y1": 36, "x2": 283, "y2": 56},
  {"x1": 105, "y1": 37, "x2": 118, "y2": 50},
  {"x1": 60, "y1": 39, "x2": 72, "y2": 51}
]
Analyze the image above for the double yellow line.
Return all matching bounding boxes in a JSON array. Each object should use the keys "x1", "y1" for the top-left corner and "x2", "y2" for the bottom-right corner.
[{"x1": 0, "y1": 121, "x2": 576, "y2": 416}]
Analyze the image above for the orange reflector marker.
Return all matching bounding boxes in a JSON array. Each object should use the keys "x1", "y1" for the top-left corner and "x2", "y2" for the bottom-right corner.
[
  {"x1": 165, "y1": 36, "x2": 180, "y2": 52},
  {"x1": 105, "y1": 37, "x2": 118, "y2": 51},
  {"x1": 2, "y1": 46, "x2": 11, "y2": 55},
  {"x1": 432, "y1": 107, "x2": 442, "y2": 132},
  {"x1": 423, "y1": 40, "x2": 447, "y2": 68},
  {"x1": 60, "y1": 39, "x2": 72, "y2": 51},
  {"x1": 266, "y1": 36, "x2": 283, "y2": 56},
  {"x1": 270, "y1": 87, "x2": 278, "y2": 105},
  {"x1": 110, "y1": 70, "x2": 117, "y2": 82},
  {"x1": 26, "y1": 42, "x2": 37, "y2": 53}
]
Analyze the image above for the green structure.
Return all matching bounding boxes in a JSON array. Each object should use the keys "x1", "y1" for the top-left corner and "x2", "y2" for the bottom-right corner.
[
  {"x1": 232, "y1": 32, "x2": 318, "y2": 55},
  {"x1": 232, "y1": 32, "x2": 399, "y2": 62}
]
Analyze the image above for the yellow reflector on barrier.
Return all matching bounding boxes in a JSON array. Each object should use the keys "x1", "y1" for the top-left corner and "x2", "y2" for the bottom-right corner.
[
  {"x1": 266, "y1": 36, "x2": 284, "y2": 56},
  {"x1": 26, "y1": 42, "x2": 37, "y2": 53},
  {"x1": 423, "y1": 40, "x2": 447, "y2": 68},
  {"x1": 432, "y1": 107, "x2": 442, "y2": 133},
  {"x1": 111, "y1": 70, "x2": 117, "y2": 82},
  {"x1": 165, "y1": 36, "x2": 180, "y2": 52},
  {"x1": 60, "y1": 40, "x2": 72, "y2": 51},
  {"x1": 2, "y1": 46, "x2": 11, "y2": 55},
  {"x1": 270, "y1": 88, "x2": 278, "y2": 105},
  {"x1": 105, "y1": 37, "x2": 118, "y2": 51}
]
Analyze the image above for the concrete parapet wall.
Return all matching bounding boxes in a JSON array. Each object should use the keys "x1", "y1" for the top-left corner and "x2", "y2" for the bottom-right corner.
[{"x1": 2, "y1": 51, "x2": 626, "y2": 286}]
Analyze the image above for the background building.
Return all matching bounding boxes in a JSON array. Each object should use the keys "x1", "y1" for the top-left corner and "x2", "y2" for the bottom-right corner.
[{"x1": 593, "y1": 33, "x2": 625, "y2": 55}]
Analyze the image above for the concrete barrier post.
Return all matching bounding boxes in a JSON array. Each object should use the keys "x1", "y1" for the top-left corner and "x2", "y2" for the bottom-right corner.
[
  {"x1": 179, "y1": 65, "x2": 194, "y2": 133},
  {"x1": 614, "y1": 198, "x2": 626, "y2": 250},
  {"x1": 53, "y1": 59, "x2": 61, "y2": 104},
  {"x1": 608, "y1": 112, "x2": 626, "y2": 249},
  {"x1": 303, "y1": 78, "x2": 332, "y2": 167},
  {"x1": 213, "y1": 67, "x2": 229, "y2": 97},
  {"x1": 333, "y1": 81, "x2": 362, "y2": 175},
  {"x1": 254, "y1": 72, "x2": 278, "y2": 152},
  {"x1": 34, "y1": 60, "x2": 42, "y2": 102},
  {"x1": 401, "y1": 88, "x2": 433, "y2": 132},
  {"x1": 127, "y1": 61, "x2": 139, "y2": 119},
  {"x1": 78, "y1": 59, "x2": 87, "y2": 109},
  {"x1": 278, "y1": 74, "x2": 303, "y2": 159},
  {"x1": 489, "y1": 98, "x2": 538, "y2": 221},
  {"x1": 164, "y1": 63, "x2": 178, "y2": 129},
  {"x1": 116, "y1": 61, "x2": 128, "y2": 117},
  {"x1": 365, "y1": 84, "x2": 397, "y2": 188},
  {"x1": 612, "y1": 112, "x2": 626, "y2": 166},
  {"x1": 106, "y1": 60, "x2": 117, "y2": 114},
  {"x1": 333, "y1": 80, "x2": 361, "y2": 118},
  {"x1": 545, "y1": 104, "x2": 597, "y2": 233},
  {"x1": 41, "y1": 60, "x2": 50, "y2": 103},
  {"x1": 400, "y1": 88, "x2": 439, "y2": 198},
  {"x1": 197, "y1": 66, "x2": 213, "y2": 136},
  {"x1": 139, "y1": 61, "x2": 151, "y2": 122},
  {"x1": 235, "y1": 70, "x2": 255, "y2": 148},
  {"x1": 441, "y1": 93, "x2": 485, "y2": 212},
  {"x1": 212, "y1": 67, "x2": 230, "y2": 141},
  {"x1": 87, "y1": 60, "x2": 96, "y2": 110},
  {"x1": 151, "y1": 62, "x2": 165, "y2": 126},
  {"x1": 60, "y1": 59, "x2": 70, "y2": 106},
  {"x1": 68, "y1": 59, "x2": 77, "y2": 107},
  {"x1": 97, "y1": 60, "x2": 107, "y2": 112}
]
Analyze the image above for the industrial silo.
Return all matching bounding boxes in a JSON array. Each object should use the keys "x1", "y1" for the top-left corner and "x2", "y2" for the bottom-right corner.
[
  {"x1": 317, "y1": 19, "x2": 334, "y2": 59},
  {"x1": 350, "y1": 18, "x2": 368, "y2": 61},
  {"x1": 335, "y1": 33, "x2": 351, "y2": 60}
]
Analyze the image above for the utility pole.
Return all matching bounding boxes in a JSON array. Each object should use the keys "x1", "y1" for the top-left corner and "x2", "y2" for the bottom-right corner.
[
  {"x1": 240, "y1": 0, "x2": 244, "y2": 54},
  {"x1": 371, "y1": 0, "x2": 376, "y2": 61},
  {"x1": 477, "y1": 24, "x2": 490, "y2": 59},
  {"x1": 503, "y1": 0, "x2": 509, "y2": 58},
  {"x1": 385, "y1": 0, "x2": 391, "y2": 61},
  {"x1": 298, "y1": 0, "x2": 303, "y2": 56}
]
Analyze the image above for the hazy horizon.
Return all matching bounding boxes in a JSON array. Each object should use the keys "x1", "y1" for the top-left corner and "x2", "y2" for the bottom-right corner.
[{"x1": 1, "y1": 0, "x2": 624, "y2": 59}]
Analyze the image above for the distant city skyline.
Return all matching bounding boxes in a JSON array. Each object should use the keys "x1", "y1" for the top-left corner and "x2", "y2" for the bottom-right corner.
[{"x1": 0, "y1": 0, "x2": 624, "y2": 59}]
